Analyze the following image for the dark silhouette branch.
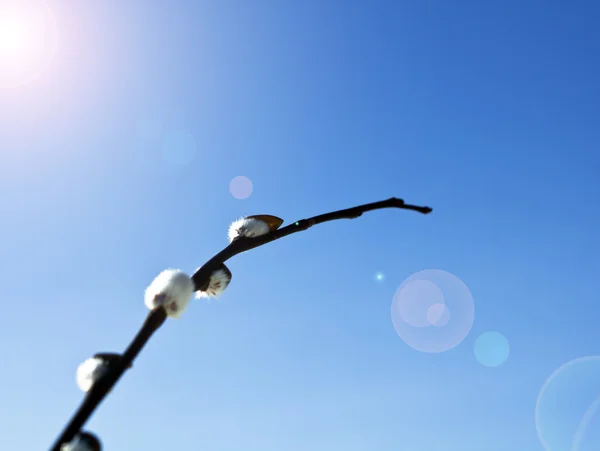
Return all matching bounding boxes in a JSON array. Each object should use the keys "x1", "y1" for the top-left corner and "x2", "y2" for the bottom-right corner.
[
  {"x1": 50, "y1": 196, "x2": 431, "y2": 450},
  {"x1": 191, "y1": 197, "x2": 431, "y2": 289},
  {"x1": 50, "y1": 309, "x2": 166, "y2": 450}
]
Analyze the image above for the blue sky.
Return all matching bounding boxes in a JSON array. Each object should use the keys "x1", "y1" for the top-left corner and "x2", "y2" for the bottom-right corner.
[{"x1": 1, "y1": 0, "x2": 599, "y2": 450}]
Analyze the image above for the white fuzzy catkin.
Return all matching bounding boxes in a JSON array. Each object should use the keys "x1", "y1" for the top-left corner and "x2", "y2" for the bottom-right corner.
[
  {"x1": 60, "y1": 433, "x2": 101, "y2": 451},
  {"x1": 76, "y1": 357, "x2": 108, "y2": 393},
  {"x1": 228, "y1": 217, "x2": 270, "y2": 243},
  {"x1": 196, "y1": 267, "x2": 232, "y2": 299},
  {"x1": 144, "y1": 269, "x2": 194, "y2": 318}
]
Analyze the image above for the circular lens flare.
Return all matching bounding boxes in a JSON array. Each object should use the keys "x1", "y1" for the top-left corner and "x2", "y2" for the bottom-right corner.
[
  {"x1": 230, "y1": 176, "x2": 253, "y2": 200},
  {"x1": 473, "y1": 331, "x2": 510, "y2": 367},
  {"x1": 427, "y1": 303, "x2": 450, "y2": 327},
  {"x1": 391, "y1": 269, "x2": 475, "y2": 353},
  {"x1": 536, "y1": 356, "x2": 600, "y2": 451},
  {"x1": 396, "y1": 279, "x2": 445, "y2": 328}
]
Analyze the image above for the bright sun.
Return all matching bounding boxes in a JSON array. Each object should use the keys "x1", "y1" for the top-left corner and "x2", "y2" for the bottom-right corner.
[
  {"x1": 0, "y1": 0, "x2": 58, "y2": 88},
  {"x1": 0, "y1": 13, "x2": 33, "y2": 64}
]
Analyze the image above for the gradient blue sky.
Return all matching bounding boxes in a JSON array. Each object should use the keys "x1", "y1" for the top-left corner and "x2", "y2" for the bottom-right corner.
[{"x1": 1, "y1": 1, "x2": 599, "y2": 450}]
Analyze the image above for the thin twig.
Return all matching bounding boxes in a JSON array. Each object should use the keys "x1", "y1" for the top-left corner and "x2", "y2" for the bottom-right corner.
[
  {"x1": 191, "y1": 197, "x2": 431, "y2": 289},
  {"x1": 49, "y1": 196, "x2": 431, "y2": 450}
]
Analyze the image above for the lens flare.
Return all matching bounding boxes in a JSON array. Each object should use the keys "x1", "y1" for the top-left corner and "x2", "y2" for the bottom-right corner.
[
  {"x1": 427, "y1": 303, "x2": 450, "y2": 327},
  {"x1": 473, "y1": 331, "x2": 510, "y2": 367},
  {"x1": 536, "y1": 356, "x2": 600, "y2": 451},
  {"x1": 391, "y1": 269, "x2": 475, "y2": 353},
  {"x1": 230, "y1": 176, "x2": 253, "y2": 200}
]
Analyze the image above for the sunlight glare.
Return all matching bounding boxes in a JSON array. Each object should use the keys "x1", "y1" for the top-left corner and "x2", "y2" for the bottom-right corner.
[
  {"x1": 0, "y1": 0, "x2": 58, "y2": 88},
  {"x1": 0, "y1": 12, "x2": 33, "y2": 65}
]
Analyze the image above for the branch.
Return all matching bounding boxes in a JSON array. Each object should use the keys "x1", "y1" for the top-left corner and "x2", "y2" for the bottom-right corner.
[
  {"x1": 191, "y1": 197, "x2": 431, "y2": 289},
  {"x1": 50, "y1": 309, "x2": 167, "y2": 451},
  {"x1": 49, "y1": 196, "x2": 431, "y2": 450}
]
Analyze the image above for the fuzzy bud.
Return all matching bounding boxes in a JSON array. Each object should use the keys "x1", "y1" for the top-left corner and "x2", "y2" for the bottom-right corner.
[
  {"x1": 60, "y1": 431, "x2": 102, "y2": 451},
  {"x1": 144, "y1": 269, "x2": 194, "y2": 318},
  {"x1": 227, "y1": 214, "x2": 284, "y2": 243},
  {"x1": 76, "y1": 357, "x2": 109, "y2": 393},
  {"x1": 228, "y1": 217, "x2": 270, "y2": 243},
  {"x1": 76, "y1": 353, "x2": 129, "y2": 393},
  {"x1": 196, "y1": 264, "x2": 232, "y2": 298}
]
